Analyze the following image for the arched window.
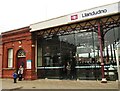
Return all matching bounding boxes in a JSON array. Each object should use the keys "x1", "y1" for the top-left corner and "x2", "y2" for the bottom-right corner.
[{"x1": 17, "y1": 49, "x2": 26, "y2": 58}]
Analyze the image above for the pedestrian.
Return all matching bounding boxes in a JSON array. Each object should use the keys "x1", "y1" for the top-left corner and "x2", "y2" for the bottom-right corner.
[
  {"x1": 70, "y1": 56, "x2": 76, "y2": 80},
  {"x1": 66, "y1": 61, "x2": 71, "y2": 79},
  {"x1": 18, "y1": 65, "x2": 24, "y2": 81},
  {"x1": 13, "y1": 70, "x2": 17, "y2": 83}
]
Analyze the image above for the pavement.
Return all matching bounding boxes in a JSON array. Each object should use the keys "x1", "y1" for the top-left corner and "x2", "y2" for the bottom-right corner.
[{"x1": 0, "y1": 78, "x2": 120, "y2": 91}]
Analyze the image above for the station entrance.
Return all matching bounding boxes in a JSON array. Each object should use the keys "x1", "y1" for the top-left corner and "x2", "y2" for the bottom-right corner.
[{"x1": 32, "y1": 13, "x2": 120, "y2": 80}]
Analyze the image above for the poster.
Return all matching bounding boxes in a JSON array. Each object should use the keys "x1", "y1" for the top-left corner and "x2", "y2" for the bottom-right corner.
[{"x1": 27, "y1": 60, "x2": 31, "y2": 69}]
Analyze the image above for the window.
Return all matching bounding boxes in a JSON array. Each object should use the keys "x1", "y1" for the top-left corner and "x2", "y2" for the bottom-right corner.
[
  {"x1": 17, "y1": 49, "x2": 26, "y2": 57},
  {"x1": 8, "y1": 48, "x2": 13, "y2": 68},
  {"x1": 37, "y1": 46, "x2": 42, "y2": 66}
]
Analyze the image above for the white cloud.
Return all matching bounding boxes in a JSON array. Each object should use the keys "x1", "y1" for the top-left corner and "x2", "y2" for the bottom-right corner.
[{"x1": 0, "y1": 0, "x2": 119, "y2": 33}]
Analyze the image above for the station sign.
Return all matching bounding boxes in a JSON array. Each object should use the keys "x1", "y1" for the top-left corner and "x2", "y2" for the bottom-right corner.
[
  {"x1": 68, "y1": 2, "x2": 119, "y2": 23},
  {"x1": 30, "y1": 2, "x2": 120, "y2": 32}
]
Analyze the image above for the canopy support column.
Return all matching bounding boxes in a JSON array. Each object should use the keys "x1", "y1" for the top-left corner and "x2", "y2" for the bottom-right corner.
[{"x1": 97, "y1": 22, "x2": 107, "y2": 83}]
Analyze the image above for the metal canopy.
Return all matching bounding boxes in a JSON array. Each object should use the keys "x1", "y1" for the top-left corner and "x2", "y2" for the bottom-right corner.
[{"x1": 33, "y1": 13, "x2": 120, "y2": 39}]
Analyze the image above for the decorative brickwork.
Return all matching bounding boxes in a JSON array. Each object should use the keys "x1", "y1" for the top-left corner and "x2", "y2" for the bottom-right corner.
[{"x1": 1, "y1": 26, "x2": 37, "y2": 80}]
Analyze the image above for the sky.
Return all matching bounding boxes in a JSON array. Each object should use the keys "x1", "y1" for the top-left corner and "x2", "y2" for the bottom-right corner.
[{"x1": 0, "y1": 0, "x2": 120, "y2": 34}]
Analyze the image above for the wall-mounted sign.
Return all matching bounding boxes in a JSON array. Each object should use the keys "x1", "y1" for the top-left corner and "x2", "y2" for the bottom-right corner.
[
  {"x1": 68, "y1": 2, "x2": 119, "y2": 23},
  {"x1": 27, "y1": 60, "x2": 32, "y2": 69},
  {"x1": 30, "y1": 2, "x2": 120, "y2": 32}
]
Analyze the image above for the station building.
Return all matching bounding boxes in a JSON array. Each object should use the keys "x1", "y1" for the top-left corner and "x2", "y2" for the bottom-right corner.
[{"x1": 1, "y1": 2, "x2": 120, "y2": 80}]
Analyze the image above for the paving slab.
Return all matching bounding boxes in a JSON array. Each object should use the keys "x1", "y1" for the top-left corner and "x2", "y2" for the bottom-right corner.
[{"x1": 1, "y1": 78, "x2": 119, "y2": 90}]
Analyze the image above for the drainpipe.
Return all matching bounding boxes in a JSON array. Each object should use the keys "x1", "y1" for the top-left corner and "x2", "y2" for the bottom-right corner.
[{"x1": 97, "y1": 22, "x2": 107, "y2": 83}]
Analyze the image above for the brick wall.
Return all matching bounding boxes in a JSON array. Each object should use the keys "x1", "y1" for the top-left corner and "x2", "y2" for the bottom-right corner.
[
  {"x1": 0, "y1": 36, "x2": 2, "y2": 77},
  {"x1": 2, "y1": 26, "x2": 37, "y2": 80}
]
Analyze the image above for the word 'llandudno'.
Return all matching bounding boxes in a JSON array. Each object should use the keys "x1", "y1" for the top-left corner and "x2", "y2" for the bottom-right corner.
[{"x1": 82, "y1": 9, "x2": 107, "y2": 18}]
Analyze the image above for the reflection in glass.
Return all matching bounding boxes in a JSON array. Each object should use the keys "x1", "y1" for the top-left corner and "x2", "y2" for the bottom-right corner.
[{"x1": 37, "y1": 27, "x2": 120, "y2": 80}]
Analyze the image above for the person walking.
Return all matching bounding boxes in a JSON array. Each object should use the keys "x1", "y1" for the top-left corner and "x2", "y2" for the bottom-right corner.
[{"x1": 18, "y1": 65, "x2": 24, "y2": 81}]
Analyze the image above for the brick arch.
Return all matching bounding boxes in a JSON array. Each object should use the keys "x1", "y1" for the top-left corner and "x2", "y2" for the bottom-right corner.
[
  {"x1": 17, "y1": 49, "x2": 26, "y2": 58},
  {"x1": 16, "y1": 49, "x2": 26, "y2": 69}
]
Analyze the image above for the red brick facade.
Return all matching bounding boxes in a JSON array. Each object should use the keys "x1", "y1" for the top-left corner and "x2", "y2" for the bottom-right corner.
[
  {"x1": 0, "y1": 36, "x2": 2, "y2": 77},
  {"x1": 1, "y1": 26, "x2": 37, "y2": 80}
]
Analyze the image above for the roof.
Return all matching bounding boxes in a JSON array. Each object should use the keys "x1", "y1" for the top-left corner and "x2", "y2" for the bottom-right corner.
[
  {"x1": 30, "y1": 1, "x2": 120, "y2": 32},
  {"x1": 1, "y1": 26, "x2": 30, "y2": 36}
]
